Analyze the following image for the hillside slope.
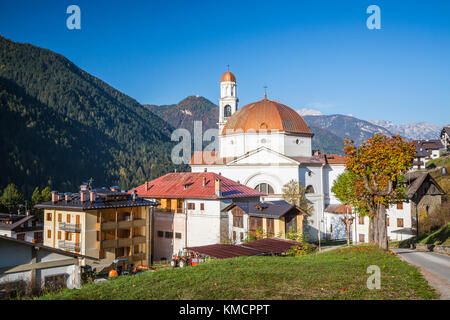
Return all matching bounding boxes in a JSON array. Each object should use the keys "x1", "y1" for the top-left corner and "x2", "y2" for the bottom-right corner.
[{"x1": 0, "y1": 35, "x2": 181, "y2": 195}]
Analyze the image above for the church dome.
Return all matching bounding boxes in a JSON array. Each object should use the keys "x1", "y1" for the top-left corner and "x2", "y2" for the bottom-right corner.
[
  {"x1": 221, "y1": 70, "x2": 236, "y2": 82},
  {"x1": 222, "y1": 97, "x2": 313, "y2": 135}
]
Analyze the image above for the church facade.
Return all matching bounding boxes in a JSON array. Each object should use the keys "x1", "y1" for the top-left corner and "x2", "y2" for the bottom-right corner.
[{"x1": 191, "y1": 69, "x2": 348, "y2": 241}]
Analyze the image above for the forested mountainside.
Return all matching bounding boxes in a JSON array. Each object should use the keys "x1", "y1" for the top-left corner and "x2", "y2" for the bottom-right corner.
[{"x1": 0, "y1": 35, "x2": 184, "y2": 196}]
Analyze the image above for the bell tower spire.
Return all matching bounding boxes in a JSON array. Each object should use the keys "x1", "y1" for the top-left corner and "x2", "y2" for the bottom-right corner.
[{"x1": 218, "y1": 67, "x2": 238, "y2": 134}]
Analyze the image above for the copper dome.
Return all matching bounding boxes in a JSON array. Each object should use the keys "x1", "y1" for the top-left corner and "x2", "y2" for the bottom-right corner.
[
  {"x1": 221, "y1": 70, "x2": 236, "y2": 82},
  {"x1": 222, "y1": 98, "x2": 313, "y2": 136}
]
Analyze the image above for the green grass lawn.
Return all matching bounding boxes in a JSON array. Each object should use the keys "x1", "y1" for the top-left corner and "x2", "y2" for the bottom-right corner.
[{"x1": 39, "y1": 245, "x2": 437, "y2": 300}]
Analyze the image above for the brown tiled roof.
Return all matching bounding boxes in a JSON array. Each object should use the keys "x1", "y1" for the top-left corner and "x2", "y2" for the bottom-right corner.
[
  {"x1": 222, "y1": 98, "x2": 313, "y2": 136},
  {"x1": 185, "y1": 237, "x2": 303, "y2": 259},
  {"x1": 325, "y1": 154, "x2": 347, "y2": 164},
  {"x1": 414, "y1": 140, "x2": 444, "y2": 151},
  {"x1": 404, "y1": 171, "x2": 445, "y2": 198}
]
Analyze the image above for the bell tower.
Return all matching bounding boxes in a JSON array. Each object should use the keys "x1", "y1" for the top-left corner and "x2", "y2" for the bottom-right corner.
[{"x1": 218, "y1": 67, "x2": 238, "y2": 134}]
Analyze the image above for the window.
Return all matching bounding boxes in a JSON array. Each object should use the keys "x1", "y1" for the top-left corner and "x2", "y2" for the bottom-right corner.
[
  {"x1": 175, "y1": 232, "x2": 182, "y2": 239},
  {"x1": 233, "y1": 231, "x2": 236, "y2": 241},
  {"x1": 157, "y1": 231, "x2": 164, "y2": 238},
  {"x1": 17, "y1": 234, "x2": 25, "y2": 241},
  {"x1": 200, "y1": 203, "x2": 205, "y2": 211},
  {"x1": 359, "y1": 234, "x2": 365, "y2": 243},
  {"x1": 266, "y1": 218, "x2": 274, "y2": 236},
  {"x1": 188, "y1": 203, "x2": 195, "y2": 210},
  {"x1": 397, "y1": 203, "x2": 403, "y2": 210},
  {"x1": 397, "y1": 218, "x2": 404, "y2": 228},
  {"x1": 99, "y1": 250, "x2": 105, "y2": 259},
  {"x1": 58, "y1": 231, "x2": 61, "y2": 240},
  {"x1": 254, "y1": 183, "x2": 274, "y2": 195},
  {"x1": 65, "y1": 232, "x2": 72, "y2": 241},
  {"x1": 58, "y1": 214, "x2": 62, "y2": 222},
  {"x1": 47, "y1": 230, "x2": 51, "y2": 238},
  {"x1": 66, "y1": 214, "x2": 71, "y2": 223},
  {"x1": 224, "y1": 105, "x2": 232, "y2": 118},
  {"x1": 386, "y1": 218, "x2": 389, "y2": 227},
  {"x1": 359, "y1": 216, "x2": 365, "y2": 225},
  {"x1": 305, "y1": 185, "x2": 315, "y2": 194},
  {"x1": 165, "y1": 231, "x2": 173, "y2": 238},
  {"x1": 233, "y1": 215, "x2": 243, "y2": 228},
  {"x1": 46, "y1": 212, "x2": 52, "y2": 221}
]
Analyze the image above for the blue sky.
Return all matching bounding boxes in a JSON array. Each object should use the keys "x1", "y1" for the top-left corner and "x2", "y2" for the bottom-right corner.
[{"x1": 1, "y1": 0, "x2": 449, "y2": 125}]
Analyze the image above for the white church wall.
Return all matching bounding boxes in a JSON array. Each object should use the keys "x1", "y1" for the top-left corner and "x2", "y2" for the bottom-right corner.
[
  {"x1": 283, "y1": 135, "x2": 312, "y2": 157},
  {"x1": 324, "y1": 164, "x2": 346, "y2": 205}
]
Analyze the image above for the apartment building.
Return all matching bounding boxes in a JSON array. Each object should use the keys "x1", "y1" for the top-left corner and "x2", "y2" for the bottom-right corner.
[
  {"x1": 130, "y1": 172, "x2": 263, "y2": 262},
  {"x1": 35, "y1": 184, "x2": 157, "y2": 269}
]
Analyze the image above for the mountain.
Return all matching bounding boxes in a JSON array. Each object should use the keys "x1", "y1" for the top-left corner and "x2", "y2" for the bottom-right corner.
[
  {"x1": 0, "y1": 35, "x2": 183, "y2": 195},
  {"x1": 368, "y1": 120, "x2": 442, "y2": 140},
  {"x1": 309, "y1": 126, "x2": 345, "y2": 155},
  {"x1": 145, "y1": 96, "x2": 219, "y2": 134},
  {"x1": 148, "y1": 96, "x2": 344, "y2": 154},
  {"x1": 303, "y1": 114, "x2": 392, "y2": 146}
]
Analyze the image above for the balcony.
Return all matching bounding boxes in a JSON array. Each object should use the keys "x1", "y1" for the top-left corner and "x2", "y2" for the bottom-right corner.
[
  {"x1": 58, "y1": 240, "x2": 80, "y2": 252},
  {"x1": 59, "y1": 222, "x2": 81, "y2": 233},
  {"x1": 100, "y1": 218, "x2": 147, "y2": 231},
  {"x1": 100, "y1": 235, "x2": 146, "y2": 249}
]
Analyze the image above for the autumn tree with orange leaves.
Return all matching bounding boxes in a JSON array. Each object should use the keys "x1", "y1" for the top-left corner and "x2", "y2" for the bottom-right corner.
[{"x1": 343, "y1": 134, "x2": 415, "y2": 250}]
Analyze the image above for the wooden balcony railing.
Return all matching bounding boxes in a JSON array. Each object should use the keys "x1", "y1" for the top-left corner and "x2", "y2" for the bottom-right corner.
[{"x1": 59, "y1": 222, "x2": 81, "y2": 233}]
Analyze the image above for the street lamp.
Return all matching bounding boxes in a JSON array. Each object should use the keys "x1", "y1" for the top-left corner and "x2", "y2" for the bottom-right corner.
[{"x1": 442, "y1": 157, "x2": 447, "y2": 175}]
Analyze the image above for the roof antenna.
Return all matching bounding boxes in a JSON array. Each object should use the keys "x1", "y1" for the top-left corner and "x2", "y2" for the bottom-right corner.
[
  {"x1": 263, "y1": 85, "x2": 268, "y2": 100},
  {"x1": 226, "y1": 64, "x2": 230, "y2": 71}
]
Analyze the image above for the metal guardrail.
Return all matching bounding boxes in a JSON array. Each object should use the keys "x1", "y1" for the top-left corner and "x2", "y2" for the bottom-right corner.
[
  {"x1": 59, "y1": 222, "x2": 81, "y2": 233},
  {"x1": 58, "y1": 240, "x2": 80, "y2": 251}
]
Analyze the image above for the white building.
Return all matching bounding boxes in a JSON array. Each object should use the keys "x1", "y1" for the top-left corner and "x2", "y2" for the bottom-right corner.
[{"x1": 190, "y1": 69, "x2": 347, "y2": 241}]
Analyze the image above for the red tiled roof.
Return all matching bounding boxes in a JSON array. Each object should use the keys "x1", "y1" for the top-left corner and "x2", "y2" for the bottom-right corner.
[
  {"x1": 325, "y1": 154, "x2": 347, "y2": 164},
  {"x1": 324, "y1": 204, "x2": 352, "y2": 214},
  {"x1": 130, "y1": 172, "x2": 264, "y2": 200}
]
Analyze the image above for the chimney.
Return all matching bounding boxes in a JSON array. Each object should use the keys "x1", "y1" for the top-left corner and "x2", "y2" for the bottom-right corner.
[
  {"x1": 90, "y1": 190, "x2": 96, "y2": 202},
  {"x1": 65, "y1": 192, "x2": 72, "y2": 202},
  {"x1": 202, "y1": 177, "x2": 206, "y2": 187},
  {"x1": 215, "y1": 178, "x2": 222, "y2": 197},
  {"x1": 51, "y1": 191, "x2": 58, "y2": 203},
  {"x1": 80, "y1": 191, "x2": 87, "y2": 202},
  {"x1": 132, "y1": 190, "x2": 137, "y2": 201}
]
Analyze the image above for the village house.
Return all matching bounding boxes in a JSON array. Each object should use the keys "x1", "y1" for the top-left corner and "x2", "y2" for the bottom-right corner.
[
  {"x1": 0, "y1": 235, "x2": 88, "y2": 294},
  {"x1": 34, "y1": 183, "x2": 157, "y2": 270},
  {"x1": 323, "y1": 204, "x2": 354, "y2": 241},
  {"x1": 412, "y1": 139, "x2": 444, "y2": 169},
  {"x1": 353, "y1": 171, "x2": 444, "y2": 243},
  {"x1": 441, "y1": 126, "x2": 450, "y2": 152},
  {"x1": 0, "y1": 213, "x2": 43, "y2": 243},
  {"x1": 222, "y1": 200, "x2": 306, "y2": 244},
  {"x1": 130, "y1": 172, "x2": 263, "y2": 262}
]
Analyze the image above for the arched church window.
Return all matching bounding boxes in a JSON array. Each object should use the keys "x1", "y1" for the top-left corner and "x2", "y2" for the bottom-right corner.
[
  {"x1": 255, "y1": 183, "x2": 275, "y2": 195},
  {"x1": 224, "y1": 105, "x2": 232, "y2": 118},
  {"x1": 305, "y1": 185, "x2": 315, "y2": 194}
]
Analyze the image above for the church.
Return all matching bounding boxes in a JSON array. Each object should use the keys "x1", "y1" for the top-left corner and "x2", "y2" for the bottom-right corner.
[{"x1": 190, "y1": 69, "x2": 348, "y2": 241}]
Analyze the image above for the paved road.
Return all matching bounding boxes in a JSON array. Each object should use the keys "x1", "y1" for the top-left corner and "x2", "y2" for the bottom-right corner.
[{"x1": 391, "y1": 248, "x2": 450, "y2": 299}]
